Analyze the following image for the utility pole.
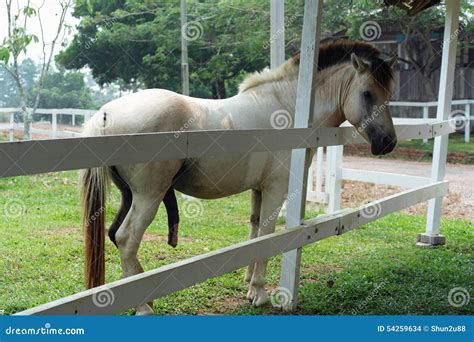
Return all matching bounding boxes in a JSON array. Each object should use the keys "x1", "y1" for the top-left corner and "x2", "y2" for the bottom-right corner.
[{"x1": 181, "y1": 0, "x2": 190, "y2": 96}]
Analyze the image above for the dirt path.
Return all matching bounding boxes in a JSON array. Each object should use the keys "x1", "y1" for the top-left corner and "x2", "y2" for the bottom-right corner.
[{"x1": 340, "y1": 156, "x2": 474, "y2": 221}]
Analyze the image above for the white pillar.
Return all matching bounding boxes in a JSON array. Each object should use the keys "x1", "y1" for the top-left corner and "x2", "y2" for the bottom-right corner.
[
  {"x1": 422, "y1": 106, "x2": 429, "y2": 143},
  {"x1": 270, "y1": 0, "x2": 285, "y2": 69},
  {"x1": 280, "y1": 0, "x2": 323, "y2": 310},
  {"x1": 327, "y1": 145, "x2": 343, "y2": 213},
  {"x1": 465, "y1": 103, "x2": 470, "y2": 143},
  {"x1": 419, "y1": 0, "x2": 461, "y2": 247},
  {"x1": 52, "y1": 110, "x2": 58, "y2": 138}
]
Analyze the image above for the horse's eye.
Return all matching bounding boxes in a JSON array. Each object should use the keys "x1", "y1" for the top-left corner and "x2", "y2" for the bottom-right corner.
[{"x1": 363, "y1": 91, "x2": 372, "y2": 99}]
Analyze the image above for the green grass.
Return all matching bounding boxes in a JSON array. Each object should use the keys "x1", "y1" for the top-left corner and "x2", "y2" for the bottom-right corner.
[
  {"x1": 0, "y1": 172, "x2": 473, "y2": 315},
  {"x1": 398, "y1": 133, "x2": 474, "y2": 153}
]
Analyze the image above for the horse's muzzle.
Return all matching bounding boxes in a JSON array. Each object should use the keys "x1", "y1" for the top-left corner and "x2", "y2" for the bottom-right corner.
[{"x1": 371, "y1": 135, "x2": 397, "y2": 155}]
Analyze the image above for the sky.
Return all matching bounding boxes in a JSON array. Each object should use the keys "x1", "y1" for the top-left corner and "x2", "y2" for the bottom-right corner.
[{"x1": 0, "y1": 0, "x2": 78, "y2": 62}]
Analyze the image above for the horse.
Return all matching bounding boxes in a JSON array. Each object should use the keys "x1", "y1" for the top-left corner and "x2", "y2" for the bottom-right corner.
[{"x1": 80, "y1": 40, "x2": 397, "y2": 315}]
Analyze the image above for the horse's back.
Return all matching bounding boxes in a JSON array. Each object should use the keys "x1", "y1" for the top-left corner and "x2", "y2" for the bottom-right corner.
[{"x1": 83, "y1": 88, "x2": 199, "y2": 136}]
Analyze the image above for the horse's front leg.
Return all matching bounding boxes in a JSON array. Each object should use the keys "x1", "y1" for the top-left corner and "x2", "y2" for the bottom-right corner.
[{"x1": 248, "y1": 186, "x2": 286, "y2": 307}]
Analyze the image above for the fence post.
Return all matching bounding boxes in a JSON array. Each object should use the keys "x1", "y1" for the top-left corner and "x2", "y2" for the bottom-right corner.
[
  {"x1": 465, "y1": 103, "x2": 470, "y2": 143},
  {"x1": 314, "y1": 146, "x2": 325, "y2": 209},
  {"x1": 72, "y1": 114, "x2": 76, "y2": 126},
  {"x1": 52, "y1": 110, "x2": 58, "y2": 138},
  {"x1": 327, "y1": 145, "x2": 343, "y2": 213},
  {"x1": 280, "y1": 0, "x2": 323, "y2": 311},
  {"x1": 419, "y1": 0, "x2": 460, "y2": 247},
  {"x1": 422, "y1": 106, "x2": 429, "y2": 143}
]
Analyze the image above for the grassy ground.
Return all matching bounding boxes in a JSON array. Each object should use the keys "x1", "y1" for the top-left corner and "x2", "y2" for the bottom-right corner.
[
  {"x1": 0, "y1": 171, "x2": 473, "y2": 315},
  {"x1": 398, "y1": 133, "x2": 474, "y2": 153}
]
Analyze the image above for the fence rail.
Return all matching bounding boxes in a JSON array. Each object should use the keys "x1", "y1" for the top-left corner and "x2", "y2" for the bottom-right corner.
[
  {"x1": 0, "y1": 108, "x2": 95, "y2": 141},
  {"x1": 17, "y1": 180, "x2": 448, "y2": 315},
  {"x1": 0, "y1": 120, "x2": 452, "y2": 178},
  {"x1": 389, "y1": 100, "x2": 473, "y2": 142},
  {"x1": 0, "y1": 119, "x2": 453, "y2": 315}
]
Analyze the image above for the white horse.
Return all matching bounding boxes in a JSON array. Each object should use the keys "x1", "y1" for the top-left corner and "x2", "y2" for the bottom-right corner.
[{"x1": 80, "y1": 40, "x2": 397, "y2": 315}]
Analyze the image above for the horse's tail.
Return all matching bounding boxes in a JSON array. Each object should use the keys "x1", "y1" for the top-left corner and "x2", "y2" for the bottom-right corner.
[{"x1": 80, "y1": 167, "x2": 109, "y2": 289}]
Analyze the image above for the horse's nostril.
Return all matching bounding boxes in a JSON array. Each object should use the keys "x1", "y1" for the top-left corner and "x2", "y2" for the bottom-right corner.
[{"x1": 383, "y1": 136, "x2": 394, "y2": 147}]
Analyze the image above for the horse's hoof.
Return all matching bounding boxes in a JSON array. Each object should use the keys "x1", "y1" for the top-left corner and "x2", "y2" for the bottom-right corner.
[
  {"x1": 251, "y1": 289, "x2": 269, "y2": 307},
  {"x1": 247, "y1": 286, "x2": 257, "y2": 302},
  {"x1": 135, "y1": 304, "x2": 154, "y2": 316}
]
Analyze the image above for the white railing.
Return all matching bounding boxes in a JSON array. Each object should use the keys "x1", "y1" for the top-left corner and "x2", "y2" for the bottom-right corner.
[
  {"x1": 389, "y1": 99, "x2": 473, "y2": 143},
  {"x1": 0, "y1": 107, "x2": 96, "y2": 141},
  {"x1": 3, "y1": 0, "x2": 462, "y2": 317},
  {"x1": 0, "y1": 119, "x2": 453, "y2": 315}
]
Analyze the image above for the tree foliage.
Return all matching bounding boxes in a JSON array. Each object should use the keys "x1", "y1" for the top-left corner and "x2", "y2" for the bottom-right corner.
[
  {"x1": 58, "y1": 0, "x2": 307, "y2": 98},
  {"x1": 58, "y1": 0, "x2": 473, "y2": 100}
]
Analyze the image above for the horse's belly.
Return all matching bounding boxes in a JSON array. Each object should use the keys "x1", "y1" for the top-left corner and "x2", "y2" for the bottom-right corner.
[{"x1": 173, "y1": 153, "x2": 268, "y2": 199}]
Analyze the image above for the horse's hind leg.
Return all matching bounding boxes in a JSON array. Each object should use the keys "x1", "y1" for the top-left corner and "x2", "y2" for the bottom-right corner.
[
  {"x1": 113, "y1": 162, "x2": 181, "y2": 315},
  {"x1": 245, "y1": 190, "x2": 261, "y2": 292}
]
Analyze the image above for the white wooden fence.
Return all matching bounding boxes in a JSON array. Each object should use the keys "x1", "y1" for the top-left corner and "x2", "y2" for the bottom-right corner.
[
  {"x1": 8, "y1": 120, "x2": 452, "y2": 315},
  {"x1": 1, "y1": 0, "x2": 461, "y2": 316},
  {"x1": 0, "y1": 107, "x2": 95, "y2": 140},
  {"x1": 390, "y1": 99, "x2": 473, "y2": 142}
]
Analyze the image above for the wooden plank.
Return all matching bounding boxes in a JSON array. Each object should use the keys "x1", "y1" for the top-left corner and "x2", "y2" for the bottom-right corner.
[
  {"x1": 342, "y1": 168, "x2": 431, "y2": 188},
  {"x1": 280, "y1": 0, "x2": 324, "y2": 311},
  {"x1": 16, "y1": 181, "x2": 448, "y2": 316},
  {"x1": 0, "y1": 121, "x2": 453, "y2": 179},
  {"x1": 0, "y1": 108, "x2": 95, "y2": 115},
  {"x1": 425, "y1": 0, "x2": 461, "y2": 238}
]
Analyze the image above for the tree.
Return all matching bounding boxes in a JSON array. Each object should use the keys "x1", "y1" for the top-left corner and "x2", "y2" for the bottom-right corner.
[
  {"x1": 0, "y1": 0, "x2": 72, "y2": 139},
  {"x1": 57, "y1": 0, "x2": 281, "y2": 98},
  {"x1": 29, "y1": 66, "x2": 95, "y2": 109},
  {"x1": 0, "y1": 58, "x2": 37, "y2": 107}
]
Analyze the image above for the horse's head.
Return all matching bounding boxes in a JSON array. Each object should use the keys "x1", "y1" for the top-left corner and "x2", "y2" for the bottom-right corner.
[{"x1": 343, "y1": 53, "x2": 397, "y2": 155}]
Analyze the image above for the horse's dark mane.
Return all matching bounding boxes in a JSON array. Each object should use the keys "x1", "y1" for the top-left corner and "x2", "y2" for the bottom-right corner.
[
  {"x1": 295, "y1": 40, "x2": 394, "y2": 89},
  {"x1": 240, "y1": 40, "x2": 394, "y2": 93}
]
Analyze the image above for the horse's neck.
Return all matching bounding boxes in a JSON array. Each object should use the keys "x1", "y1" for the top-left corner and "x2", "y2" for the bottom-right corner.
[{"x1": 232, "y1": 63, "x2": 354, "y2": 128}]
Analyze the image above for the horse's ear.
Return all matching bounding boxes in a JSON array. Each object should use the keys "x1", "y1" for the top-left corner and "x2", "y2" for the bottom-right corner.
[
  {"x1": 351, "y1": 53, "x2": 369, "y2": 73},
  {"x1": 385, "y1": 55, "x2": 398, "y2": 68}
]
